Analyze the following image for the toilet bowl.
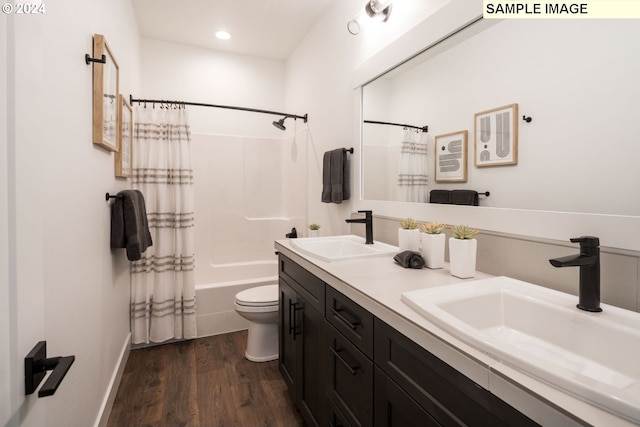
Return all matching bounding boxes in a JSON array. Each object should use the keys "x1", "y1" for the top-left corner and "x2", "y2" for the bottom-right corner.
[{"x1": 234, "y1": 284, "x2": 279, "y2": 362}]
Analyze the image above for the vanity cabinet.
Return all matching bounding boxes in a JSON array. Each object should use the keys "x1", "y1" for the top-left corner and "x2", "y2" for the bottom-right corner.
[
  {"x1": 325, "y1": 286, "x2": 374, "y2": 427},
  {"x1": 278, "y1": 254, "x2": 325, "y2": 427},
  {"x1": 278, "y1": 254, "x2": 538, "y2": 427}
]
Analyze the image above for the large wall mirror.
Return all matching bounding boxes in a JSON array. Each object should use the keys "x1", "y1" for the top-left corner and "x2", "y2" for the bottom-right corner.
[{"x1": 361, "y1": 17, "x2": 640, "y2": 216}]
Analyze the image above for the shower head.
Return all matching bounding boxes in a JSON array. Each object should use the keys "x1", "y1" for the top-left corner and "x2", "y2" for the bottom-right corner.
[{"x1": 272, "y1": 117, "x2": 287, "y2": 130}]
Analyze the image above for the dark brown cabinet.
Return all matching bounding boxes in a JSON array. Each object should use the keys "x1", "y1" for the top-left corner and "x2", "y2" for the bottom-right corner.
[
  {"x1": 278, "y1": 254, "x2": 325, "y2": 427},
  {"x1": 278, "y1": 254, "x2": 539, "y2": 427}
]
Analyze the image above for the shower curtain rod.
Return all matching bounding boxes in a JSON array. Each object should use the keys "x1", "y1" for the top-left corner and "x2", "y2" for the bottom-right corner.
[
  {"x1": 129, "y1": 95, "x2": 308, "y2": 122},
  {"x1": 364, "y1": 120, "x2": 428, "y2": 132}
]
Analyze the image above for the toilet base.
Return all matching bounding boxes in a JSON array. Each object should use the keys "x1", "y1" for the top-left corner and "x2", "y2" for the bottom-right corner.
[{"x1": 245, "y1": 321, "x2": 278, "y2": 362}]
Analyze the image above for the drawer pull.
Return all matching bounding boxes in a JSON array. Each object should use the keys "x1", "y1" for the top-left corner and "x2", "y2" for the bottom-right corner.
[
  {"x1": 329, "y1": 346, "x2": 358, "y2": 375},
  {"x1": 329, "y1": 307, "x2": 360, "y2": 330},
  {"x1": 289, "y1": 301, "x2": 303, "y2": 339}
]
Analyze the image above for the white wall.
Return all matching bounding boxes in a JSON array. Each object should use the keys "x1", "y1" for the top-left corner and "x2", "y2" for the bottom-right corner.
[
  {"x1": 285, "y1": 0, "x2": 451, "y2": 236},
  {"x1": 140, "y1": 38, "x2": 290, "y2": 137},
  {"x1": 5, "y1": 1, "x2": 140, "y2": 426}
]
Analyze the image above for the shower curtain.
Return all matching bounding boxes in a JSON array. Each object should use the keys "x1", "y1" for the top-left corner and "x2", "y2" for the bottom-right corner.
[
  {"x1": 130, "y1": 105, "x2": 197, "y2": 344},
  {"x1": 397, "y1": 129, "x2": 428, "y2": 202}
]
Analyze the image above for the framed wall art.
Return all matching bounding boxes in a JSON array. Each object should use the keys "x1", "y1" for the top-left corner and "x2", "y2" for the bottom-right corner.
[
  {"x1": 474, "y1": 103, "x2": 518, "y2": 167},
  {"x1": 435, "y1": 130, "x2": 468, "y2": 182},
  {"x1": 92, "y1": 34, "x2": 120, "y2": 152},
  {"x1": 115, "y1": 94, "x2": 133, "y2": 178}
]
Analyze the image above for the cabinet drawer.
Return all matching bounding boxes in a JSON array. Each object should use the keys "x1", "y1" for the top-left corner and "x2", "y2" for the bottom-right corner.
[
  {"x1": 325, "y1": 323, "x2": 373, "y2": 427},
  {"x1": 279, "y1": 254, "x2": 325, "y2": 313},
  {"x1": 374, "y1": 318, "x2": 539, "y2": 427},
  {"x1": 374, "y1": 367, "x2": 440, "y2": 427},
  {"x1": 326, "y1": 286, "x2": 374, "y2": 358}
]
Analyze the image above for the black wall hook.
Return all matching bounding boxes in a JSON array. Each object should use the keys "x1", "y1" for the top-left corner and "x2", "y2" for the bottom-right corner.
[
  {"x1": 522, "y1": 115, "x2": 532, "y2": 123},
  {"x1": 85, "y1": 54, "x2": 106, "y2": 65}
]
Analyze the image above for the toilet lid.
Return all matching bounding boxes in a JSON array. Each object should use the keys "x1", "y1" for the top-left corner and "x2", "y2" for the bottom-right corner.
[{"x1": 235, "y1": 284, "x2": 279, "y2": 307}]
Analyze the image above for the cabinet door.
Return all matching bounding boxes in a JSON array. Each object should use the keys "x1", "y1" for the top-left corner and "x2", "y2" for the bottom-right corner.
[
  {"x1": 297, "y1": 293, "x2": 325, "y2": 427},
  {"x1": 325, "y1": 323, "x2": 373, "y2": 427},
  {"x1": 374, "y1": 318, "x2": 539, "y2": 427},
  {"x1": 374, "y1": 368, "x2": 441, "y2": 427},
  {"x1": 279, "y1": 278, "x2": 298, "y2": 397}
]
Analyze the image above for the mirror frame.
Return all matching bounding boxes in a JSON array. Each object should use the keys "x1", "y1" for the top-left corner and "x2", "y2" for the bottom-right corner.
[{"x1": 352, "y1": 0, "x2": 640, "y2": 252}]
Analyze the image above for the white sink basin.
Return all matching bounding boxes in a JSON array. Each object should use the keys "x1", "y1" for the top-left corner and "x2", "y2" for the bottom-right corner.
[
  {"x1": 401, "y1": 276, "x2": 640, "y2": 422},
  {"x1": 289, "y1": 235, "x2": 398, "y2": 262}
]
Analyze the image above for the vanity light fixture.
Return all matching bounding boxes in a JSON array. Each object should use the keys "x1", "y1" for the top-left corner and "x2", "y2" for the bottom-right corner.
[{"x1": 348, "y1": 0, "x2": 393, "y2": 35}]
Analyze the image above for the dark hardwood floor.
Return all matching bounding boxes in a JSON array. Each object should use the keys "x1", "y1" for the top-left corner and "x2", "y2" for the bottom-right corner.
[{"x1": 107, "y1": 330, "x2": 304, "y2": 427}]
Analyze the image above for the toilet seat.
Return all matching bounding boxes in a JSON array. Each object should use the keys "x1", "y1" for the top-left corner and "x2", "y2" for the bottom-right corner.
[{"x1": 234, "y1": 284, "x2": 278, "y2": 308}]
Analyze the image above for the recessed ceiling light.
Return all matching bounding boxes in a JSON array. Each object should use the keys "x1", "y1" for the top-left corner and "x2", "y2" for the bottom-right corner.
[{"x1": 215, "y1": 30, "x2": 231, "y2": 40}]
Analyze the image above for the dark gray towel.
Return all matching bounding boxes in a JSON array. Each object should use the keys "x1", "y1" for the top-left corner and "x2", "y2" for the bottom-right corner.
[
  {"x1": 430, "y1": 189, "x2": 451, "y2": 204},
  {"x1": 451, "y1": 190, "x2": 479, "y2": 206},
  {"x1": 321, "y1": 151, "x2": 332, "y2": 203},
  {"x1": 110, "y1": 190, "x2": 153, "y2": 261},
  {"x1": 322, "y1": 149, "x2": 350, "y2": 203},
  {"x1": 394, "y1": 251, "x2": 425, "y2": 269}
]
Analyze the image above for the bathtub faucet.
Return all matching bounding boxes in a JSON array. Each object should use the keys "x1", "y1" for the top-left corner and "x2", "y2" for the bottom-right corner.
[
  {"x1": 549, "y1": 236, "x2": 601, "y2": 312},
  {"x1": 345, "y1": 210, "x2": 373, "y2": 244}
]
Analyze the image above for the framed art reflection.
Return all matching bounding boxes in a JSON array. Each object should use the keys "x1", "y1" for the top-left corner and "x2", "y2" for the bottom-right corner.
[
  {"x1": 474, "y1": 103, "x2": 518, "y2": 167},
  {"x1": 435, "y1": 130, "x2": 468, "y2": 182}
]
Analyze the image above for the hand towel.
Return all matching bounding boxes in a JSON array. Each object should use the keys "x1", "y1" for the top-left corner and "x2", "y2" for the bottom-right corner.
[
  {"x1": 393, "y1": 251, "x2": 425, "y2": 269},
  {"x1": 321, "y1": 151, "x2": 332, "y2": 203},
  {"x1": 322, "y1": 149, "x2": 351, "y2": 203},
  {"x1": 110, "y1": 190, "x2": 153, "y2": 261},
  {"x1": 451, "y1": 190, "x2": 479, "y2": 206},
  {"x1": 429, "y1": 189, "x2": 451, "y2": 204}
]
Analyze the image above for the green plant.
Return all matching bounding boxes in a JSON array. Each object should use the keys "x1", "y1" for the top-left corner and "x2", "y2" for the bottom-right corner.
[
  {"x1": 399, "y1": 218, "x2": 419, "y2": 230},
  {"x1": 308, "y1": 223, "x2": 321, "y2": 230},
  {"x1": 450, "y1": 224, "x2": 479, "y2": 240},
  {"x1": 418, "y1": 221, "x2": 447, "y2": 234}
]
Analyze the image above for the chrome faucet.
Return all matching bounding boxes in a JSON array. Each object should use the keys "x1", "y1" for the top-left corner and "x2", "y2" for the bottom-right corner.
[
  {"x1": 345, "y1": 210, "x2": 373, "y2": 244},
  {"x1": 549, "y1": 236, "x2": 602, "y2": 312}
]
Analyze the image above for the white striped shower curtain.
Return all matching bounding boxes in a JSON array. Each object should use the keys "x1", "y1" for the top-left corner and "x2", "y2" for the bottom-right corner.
[
  {"x1": 397, "y1": 129, "x2": 429, "y2": 202},
  {"x1": 131, "y1": 105, "x2": 197, "y2": 344}
]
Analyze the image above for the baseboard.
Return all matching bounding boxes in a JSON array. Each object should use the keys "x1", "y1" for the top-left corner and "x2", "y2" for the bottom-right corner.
[{"x1": 94, "y1": 332, "x2": 131, "y2": 427}]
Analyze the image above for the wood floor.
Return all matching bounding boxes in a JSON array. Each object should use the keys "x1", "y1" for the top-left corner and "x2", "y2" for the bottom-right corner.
[{"x1": 107, "y1": 330, "x2": 304, "y2": 427}]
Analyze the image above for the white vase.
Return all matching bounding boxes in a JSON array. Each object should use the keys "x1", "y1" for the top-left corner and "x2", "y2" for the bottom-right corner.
[
  {"x1": 448, "y1": 237, "x2": 477, "y2": 278},
  {"x1": 398, "y1": 228, "x2": 420, "y2": 252},
  {"x1": 419, "y1": 233, "x2": 445, "y2": 269},
  {"x1": 308, "y1": 229, "x2": 320, "y2": 237}
]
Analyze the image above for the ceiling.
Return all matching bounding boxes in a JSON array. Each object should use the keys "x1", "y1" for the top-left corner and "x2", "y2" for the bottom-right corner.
[{"x1": 131, "y1": 0, "x2": 340, "y2": 61}]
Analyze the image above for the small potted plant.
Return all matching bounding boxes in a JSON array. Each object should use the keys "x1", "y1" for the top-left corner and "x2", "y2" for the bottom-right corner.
[
  {"x1": 448, "y1": 225, "x2": 479, "y2": 278},
  {"x1": 418, "y1": 221, "x2": 447, "y2": 269},
  {"x1": 398, "y1": 218, "x2": 420, "y2": 251},
  {"x1": 308, "y1": 223, "x2": 321, "y2": 237}
]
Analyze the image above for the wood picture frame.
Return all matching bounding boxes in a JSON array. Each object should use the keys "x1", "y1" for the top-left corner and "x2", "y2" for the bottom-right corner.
[
  {"x1": 474, "y1": 103, "x2": 518, "y2": 167},
  {"x1": 435, "y1": 130, "x2": 468, "y2": 183},
  {"x1": 115, "y1": 94, "x2": 133, "y2": 178},
  {"x1": 92, "y1": 34, "x2": 119, "y2": 152}
]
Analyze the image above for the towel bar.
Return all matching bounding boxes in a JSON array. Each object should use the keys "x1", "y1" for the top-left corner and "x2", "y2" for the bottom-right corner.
[{"x1": 343, "y1": 147, "x2": 354, "y2": 154}]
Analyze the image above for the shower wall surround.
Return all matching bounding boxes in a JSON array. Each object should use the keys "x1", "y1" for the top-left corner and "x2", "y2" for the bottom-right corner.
[{"x1": 191, "y1": 133, "x2": 307, "y2": 283}]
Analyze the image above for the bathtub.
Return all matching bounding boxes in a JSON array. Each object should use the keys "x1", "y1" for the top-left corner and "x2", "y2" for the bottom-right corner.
[{"x1": 195, "y1": 260, "x2": 278, "y2": 338}]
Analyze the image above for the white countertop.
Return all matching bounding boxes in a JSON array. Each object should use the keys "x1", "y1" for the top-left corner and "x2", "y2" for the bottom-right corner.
[{"x1": 275, "y1": 237, "x2": 636, "y2": 427}]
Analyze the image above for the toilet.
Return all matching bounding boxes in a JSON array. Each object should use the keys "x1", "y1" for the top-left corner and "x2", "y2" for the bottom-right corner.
[{"x1": 234, "y1": 284, "x2": 279, "y2": 362}]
